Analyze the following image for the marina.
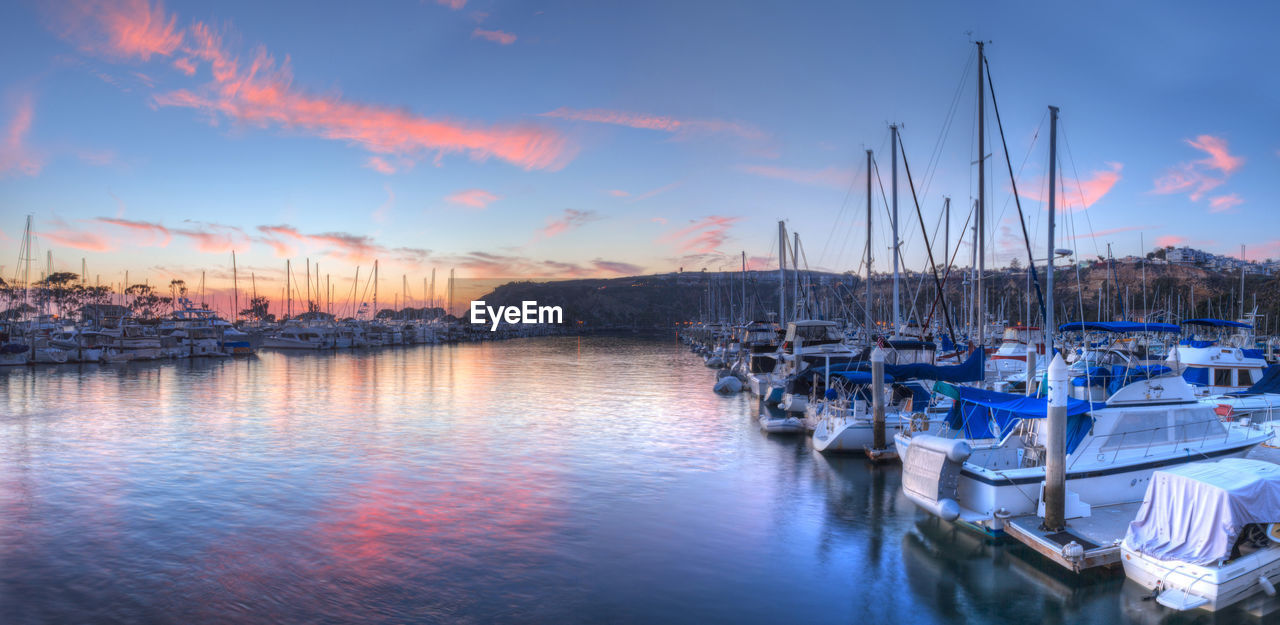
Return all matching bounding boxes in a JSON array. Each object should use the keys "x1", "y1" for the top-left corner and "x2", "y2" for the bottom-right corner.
[{"x1": 3, "y1": 0, "x2": 1280, "y2": 622}]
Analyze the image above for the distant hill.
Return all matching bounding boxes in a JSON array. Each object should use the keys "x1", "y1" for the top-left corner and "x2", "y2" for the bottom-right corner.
[{"x1": 472, "y1": 262, "x2": 1280, "y2": 333}]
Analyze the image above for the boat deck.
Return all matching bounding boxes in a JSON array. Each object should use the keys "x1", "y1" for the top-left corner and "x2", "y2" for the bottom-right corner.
[{"x1": 1003, "y1": 501, "x2": 1141, "y2": 572}]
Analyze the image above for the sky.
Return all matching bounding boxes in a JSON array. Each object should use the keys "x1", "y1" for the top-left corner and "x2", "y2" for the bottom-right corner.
[{"x1": 0, "y1": 0, "x2": 1276, "y2": 315}]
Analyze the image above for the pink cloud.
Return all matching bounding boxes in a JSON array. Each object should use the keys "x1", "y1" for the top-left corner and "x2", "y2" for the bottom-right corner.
[
  {"x1": 174, "y1": 223, "x2": 249, "y2": 254},
  {"x1": 436, "y1": 0, "x2": 467, "y2": 9},
  {"x1": 53, "y1": 4, "x2": 573, "y2": 172},
  {"x1": 51, "y1": 0, "x2": 184, "y2": 61},
  {"x1": 1, "y1": 94, "x2": 43, "y2": 177},
  {"x1": 472, "y1": 28, "x2": 516, "y2": 45},
  {"x1": 1208, "y1": 193, "x2": 1243, "y2": 213},
  {"x1": 542, "y1": 107, "x2": 765, "y2": 141},
  {"x1": 658, "y1": 216, "x2": 739, "y2": 253},
  {"x1": 97, "y1": 216, "x2": 172, "y2": 246},
  {"x1": 607, "y1": 189, "x2": 629, "y2": 197},
  {"x1": 540, "y1": 209, "x2": 597, "y2": 238},
  {"x1": 365, "y1": 156, "x2": 396, "y2": 175},
  {"x1": 172, "y1": 56, "x2": 196, "y2": 75},
  {"x1": 37, "y1": 228, "x2": 114, "y2": 252},
  {"x1": 739, "y1": 164, "x2": 852, "y2": 189},
  {"x1": 1020, "y1": 162, "x2": 1122, "y2": 211},
  {"x1": 1188, "y1": 135, "x2": 1244, "y2": 174},
  {"x1": 1155, "y1": 235, "x2": 1186, "y2": 247},
  {"x1": 445, "y1": 188, "x2": 500, "y2": 209},
  {"x1": 257, "y1": 225, "x2": 384, "y2": 263},
  {"x1": 1152, "y1": 135, "x2": 1243, "y2": 202}
]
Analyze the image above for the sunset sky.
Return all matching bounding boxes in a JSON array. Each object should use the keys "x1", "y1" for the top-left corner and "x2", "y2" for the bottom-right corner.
[{"x1": 0, "y1": 0, "x2": 1275, "y2": 314}]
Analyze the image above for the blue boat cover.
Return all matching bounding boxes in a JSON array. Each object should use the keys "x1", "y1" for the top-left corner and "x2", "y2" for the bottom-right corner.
[
  {"x1": 1058, "y1": 321, "x2": 1180, "y2": 333},
  {"x1": 1229, "y1": 365, "x2": 1280, "y2": 396},
  {"x1": 876, "y1": 348, "x2": 986, "y2": 383},
  {"x1": 1180, "y1": 339, "x2": 1217, "y2": 348},
  {"x1": 940, "y1": 334, "x2": 956, "y2": 352},
  {"x1": 1182, "y1": 318, "x2": 1252, "y2": 329},
  {"x1": 1108, "y1": 365, "x2": 1173, "y2": 395},
  {"x1": 1182, "y1": 366, "x2": 1209, "y2": 387},
  {"x1": 1071, "y1": 366, "x2": 1112, "y2": 387},
  {"x1": 935, "y1": 382, "x2": 1095, "y2": 453},
  {"x1": 1243, "y1": 348, "x2": 1265, "y2": 360}
]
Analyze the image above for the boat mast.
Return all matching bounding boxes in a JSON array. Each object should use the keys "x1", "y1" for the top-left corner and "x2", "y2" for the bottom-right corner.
[
  {"x1": 232, "y1": 251, "x2": 239, "y2": 322},
  {"x1": 865, "y1": 149, "x2": 873, "y2": 343},
  {"x1": 778, "y1": 220, "x2": 786, "y2": 326},
  {"x1": 1046, "y1": 105, "x2": 1059, "y2": 358},
  {"x1": 890, "y1": 123, "x2": 900, "y2": 335},
  {"x1": 792, "y1": 232, "x2": 800, "y2": 319},
  {"x1": 976, "y1": 40, "x2": 987, "y2": 350},
  {"x1": 286, "y1": 259, "x2": 292, "y2": 319}
]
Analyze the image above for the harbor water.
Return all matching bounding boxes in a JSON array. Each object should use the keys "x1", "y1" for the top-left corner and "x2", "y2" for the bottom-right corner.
[{"x1": 0, "y1": 335, "x2": 1253, "y2": 624}]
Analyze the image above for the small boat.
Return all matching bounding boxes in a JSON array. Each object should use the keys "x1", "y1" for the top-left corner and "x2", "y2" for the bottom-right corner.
[{"x1": 1122, "y1": 458, "x2": 1280, "y2": 612}]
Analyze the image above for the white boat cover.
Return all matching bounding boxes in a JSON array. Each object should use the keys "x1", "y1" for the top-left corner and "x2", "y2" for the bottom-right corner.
[{"x1": 1123, "y1": 458, "x2": 1280, "y2": 566}]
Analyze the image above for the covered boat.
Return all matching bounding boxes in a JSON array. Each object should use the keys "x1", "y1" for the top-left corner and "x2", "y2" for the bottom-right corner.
[{"x1": 1122, "y1": 458, "x2": 1280, "y2": 612}]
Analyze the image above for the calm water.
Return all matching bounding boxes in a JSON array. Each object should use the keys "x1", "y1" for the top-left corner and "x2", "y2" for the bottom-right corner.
[{"x1": 0, "y1": 335, "x2": 1259, "y2": 624}]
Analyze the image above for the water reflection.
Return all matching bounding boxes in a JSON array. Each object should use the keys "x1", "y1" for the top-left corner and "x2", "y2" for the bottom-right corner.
[{"x1": 2, "y1": 336, "x2": 1277, "y2": 624}]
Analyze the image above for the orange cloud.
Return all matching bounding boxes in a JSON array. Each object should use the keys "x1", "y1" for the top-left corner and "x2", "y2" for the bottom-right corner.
[
  {"x1": 52, "y1": 0, "x2": 184, "y2": 61},
  {"x1": 1152, "y1": 135, "x2": 1243, "y2": 202},
  {"x1": 1208, "y1": 193, "x2": 1243, "y2": 213},
  {"x1": 542, "y1": 107, "x2": 764, "y2": 141},
  {"x1": 445, "y1": 189, "x2": 500, "y2": 209},
  {"x1": 540, "y1": 209, "x2": 597, "y2": 238},
  {"x1": 0, "y1": 95, "x2": 42, "y2": 177},
  {"x1": 365, "y1": 156, "x2": 396, "y2": 175},
  {"x1": 472, "y1": 28, "x2": 516, "y2": 45},
  {"x1": 658, "y1": 216, "x2": 739, "y2": 253},
  {"x1": 739, "y1": 164, "x2": 852, "y2": 189}
]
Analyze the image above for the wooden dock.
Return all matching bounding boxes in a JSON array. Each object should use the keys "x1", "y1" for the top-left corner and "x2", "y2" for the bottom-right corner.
[{"x1": 1002, "y1": 501, "x2": 1141, "y2": 573}]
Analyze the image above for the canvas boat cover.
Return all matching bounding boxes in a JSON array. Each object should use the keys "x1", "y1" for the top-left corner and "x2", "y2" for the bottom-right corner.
[
  {"x1": 934, "y1": 382, "x2": 1095, "y2": 451},
  {"x1": 1123, "y1": 458, "x2": 1280, "y2": 566},
  {"x1": 1058, "y1": 321, "x2": 1180, "y2": 333},
  {"x1": 1181, "y1": 318, "x2": 1253, "y2": 329}
]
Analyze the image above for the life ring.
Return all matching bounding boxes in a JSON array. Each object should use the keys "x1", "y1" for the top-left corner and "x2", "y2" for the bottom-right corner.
[{"x1": 910, "y1": 412, "x2": 928, "y2": 433}]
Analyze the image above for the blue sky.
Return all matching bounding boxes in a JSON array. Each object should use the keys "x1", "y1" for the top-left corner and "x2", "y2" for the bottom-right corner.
[{"x1": 0, "y1": 0, "x2": 1275, "y2": 312}]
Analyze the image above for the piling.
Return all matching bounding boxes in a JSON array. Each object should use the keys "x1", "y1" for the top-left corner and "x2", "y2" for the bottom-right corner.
[{"x1": 1042, "y1": 353, "x2": 1068, "y2": 531}]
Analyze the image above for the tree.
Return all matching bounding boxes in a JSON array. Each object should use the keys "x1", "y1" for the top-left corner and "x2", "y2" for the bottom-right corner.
[
  {"x1": 239, "y1": 296, "x2": 271, "y2": 322},
  {"x1": 125, "y1": 284, "x2": 171, "y2": 319}
]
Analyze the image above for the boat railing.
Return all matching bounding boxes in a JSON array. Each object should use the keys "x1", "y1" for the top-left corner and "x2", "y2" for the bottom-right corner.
[{"x1": 1067, "y1": 417, "x2": 1262, "y2": 471}]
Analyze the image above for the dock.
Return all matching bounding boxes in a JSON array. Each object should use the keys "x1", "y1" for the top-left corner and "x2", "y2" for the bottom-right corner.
[{"x1": 1002, "y1": 501, "x2": 1141, "y2": 572}]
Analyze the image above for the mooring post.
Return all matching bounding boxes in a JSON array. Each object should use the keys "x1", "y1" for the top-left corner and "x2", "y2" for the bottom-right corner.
[
  {"x1": 1043, "y1": 353, "x2": 1068, "y2": 531},
  {"x1": 871, "y1": 346, "x2": 886, "y2": 450}
]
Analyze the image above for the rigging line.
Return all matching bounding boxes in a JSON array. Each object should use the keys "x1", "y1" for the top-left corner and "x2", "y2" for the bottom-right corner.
[
  {"x1": 871, "y1": 156, "x2": 895, "y2": 270},
  {"x1": 1058, "y1": 120, "x2": 1104, "y2": 260},
  {"x1": 817, "y1": 153, "x2": 863, "y2": 268},
  {"x1": 985, "y1": 56, "x2": 1047, "y2": 323},
  {"x1": 897, "y1": 129, "x2": 958, "y2": 342},
  {"x1": 922, "y1": 49, "x2": 977, "y2": 202}
]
